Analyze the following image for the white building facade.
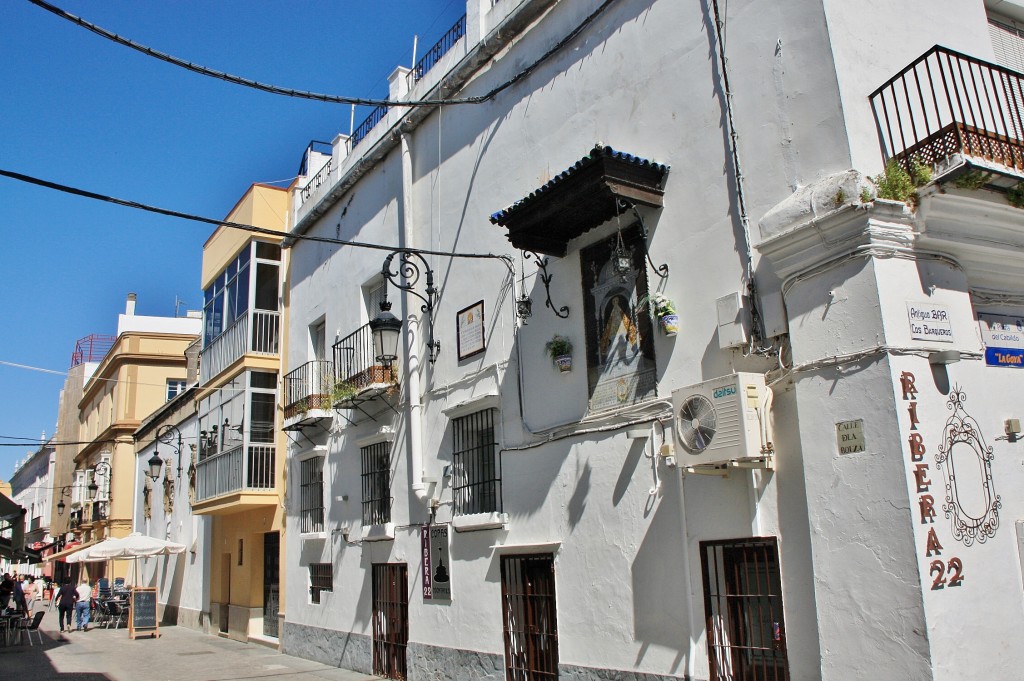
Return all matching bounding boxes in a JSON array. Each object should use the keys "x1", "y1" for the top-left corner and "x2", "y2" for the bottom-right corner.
[{"x1": 280, "y1": 1, "x2": 1024, "y2": 680}]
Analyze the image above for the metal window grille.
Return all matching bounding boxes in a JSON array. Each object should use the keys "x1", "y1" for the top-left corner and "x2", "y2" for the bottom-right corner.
[
  {"x1": 309, "y1": 563, "x2": 333, "y2": 604},
  {"x1": 500, "y1": 554, "x2": 559, "y2": 681},
  {"x1": 300, "y1": 457, "x2": 325, "y2": 533},
  {"x1": 700, "y1": 538, "x2": 789, "y2": 681},
  {"x1": 452, "y1": 409, "x2": 501, "y2": 515},
  {"x1": 361, "y1": 442, "x2": 392, "y2": 526},
  {"x1": 372, "y1": 563, "x2": 408, "y2": 680}
]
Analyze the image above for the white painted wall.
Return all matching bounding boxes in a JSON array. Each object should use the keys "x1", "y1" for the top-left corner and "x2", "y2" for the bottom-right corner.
[
  {"x1": 134, "y1": 412, "x2": 210, "y2": 625},
  {"x1": 283, "y1": 1, "x2": 1017, "y2": 679}
]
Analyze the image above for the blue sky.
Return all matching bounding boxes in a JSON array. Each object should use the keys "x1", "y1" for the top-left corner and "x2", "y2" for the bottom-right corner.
[{"x1": 0, "y1": 0, "x2": 466, "y2": 481}]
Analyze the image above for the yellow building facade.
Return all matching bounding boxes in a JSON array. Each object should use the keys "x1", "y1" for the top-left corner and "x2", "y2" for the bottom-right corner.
[
  {"x1": 68, "y1": 298, "x2": 201, "y2": 583},
  {"x1": 193, "y1": 183, "x2": 289, "y2": 644}
]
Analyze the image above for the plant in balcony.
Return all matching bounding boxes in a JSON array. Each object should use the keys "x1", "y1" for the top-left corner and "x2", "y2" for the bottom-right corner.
[
  {"x1": 955, "y1": 169, "x2": 992, "y2": 191},
  {"x1": 638, "y1": 292, "x2": 679, "y2": 336},
  {"x1": 1008, "y1": 182, "x2": 1024, "y2": 209},
  {"x1": 545, "y1": 335, "x2": 574, "y2": 373},
  {"x1": 331, "y1": 380, "x2": 359, "y2": 406},
  {"x1": 873, "y1": 158, "x2": 931, "y2": 207}
]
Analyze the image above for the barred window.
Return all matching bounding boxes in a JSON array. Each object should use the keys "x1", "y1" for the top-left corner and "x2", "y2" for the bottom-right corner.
[
  {"x1": 299, "y1": 456, "x2": 325, "y2": 533},
  {"x1": 361, "y1": 441, "x2": 391, "y2": 526},
  {"x1": 309, "y1": 563, "x2": 333, "y2": 604},
  {"x1": 453, "y1": 409, "x2": 501, "y2": 515}
]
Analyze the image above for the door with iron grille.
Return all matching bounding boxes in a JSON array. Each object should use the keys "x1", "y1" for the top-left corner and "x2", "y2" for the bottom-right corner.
[
  {"x1": 372, "y1": 563, "x2": 408, "y2": 680},
  {"x1": 500, "y1": 554, "x2": 559, "y2": 681},
  {"x1": 701, "y1": 538, "x2": 789, "y2": 681},
  {"x1": 263, "y1": 531, "x2": 280, "y2": 638}
]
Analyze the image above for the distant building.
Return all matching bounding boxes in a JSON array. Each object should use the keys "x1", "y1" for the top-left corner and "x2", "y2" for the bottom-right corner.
[
  {"x1": 55, "y1": 294, "x2": 200, "y2": 584},
  {"x1": 7, "y1": 438, "x2": 57, "y2": 576}
]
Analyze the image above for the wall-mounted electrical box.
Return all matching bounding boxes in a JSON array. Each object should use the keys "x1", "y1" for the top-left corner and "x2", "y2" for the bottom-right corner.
[{"x1": 716, "y1": 292, "x2": 752, "y2": 349}]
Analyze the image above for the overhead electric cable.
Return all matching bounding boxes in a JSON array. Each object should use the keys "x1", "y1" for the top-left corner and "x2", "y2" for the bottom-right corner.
[
  {"x1": 27, "y1": 0, "x2": 617, "y2": 110},
  {"x1": 0, "y1": 168, "x2": 513, "y2": 272}
]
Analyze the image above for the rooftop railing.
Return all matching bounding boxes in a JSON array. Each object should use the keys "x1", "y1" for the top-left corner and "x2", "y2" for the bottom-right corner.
[
  {"x1": 413, "y1": 14, "x2": 467, "y2": 82},
  {"x1": 350, "y1": 104, "x2": 390, "y2": 151},
  {"x1": 870, "y1": 45, "x2": 1024, "y2": 172},
  {"x1": 299, "y1": 157, "x2": 334, "y2": 205}
]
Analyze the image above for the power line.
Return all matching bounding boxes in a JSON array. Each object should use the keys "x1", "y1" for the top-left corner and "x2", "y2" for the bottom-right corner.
[
  {"x1": 27, "y1": 0, "x2": 477, "y2": 108},
  {"x1": 26, "y1": 0, "x2": 618, "y2": 110},
  {"x1": 0, "y1": 168, "x2": 514, "y2": 269}
]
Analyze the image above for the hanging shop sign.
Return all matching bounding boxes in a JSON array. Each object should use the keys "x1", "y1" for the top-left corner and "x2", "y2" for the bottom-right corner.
[
  {"x1": 978, "y1": 312, "x2": 1024, "y2": 367},
  {"x1": 906, "y1": 302, "x2": 954, "y2": 343},
  {"x1": 421, "y1": 524, "x2": 451, "y2": 601}
]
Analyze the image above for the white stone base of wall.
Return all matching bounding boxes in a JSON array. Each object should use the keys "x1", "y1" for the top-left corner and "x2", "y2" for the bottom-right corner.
[{"x1": 282, "y1": 621, "x2": 694, "y2": 681}]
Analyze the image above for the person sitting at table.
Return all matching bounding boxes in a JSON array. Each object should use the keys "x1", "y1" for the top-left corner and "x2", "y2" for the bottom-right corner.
[{"x1": 56, "y1": 579, "x2": 77, "y2": 633}]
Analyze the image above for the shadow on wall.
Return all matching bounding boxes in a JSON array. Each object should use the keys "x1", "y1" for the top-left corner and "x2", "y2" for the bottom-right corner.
[{"x1": 631, "y1": 477, "x2": 689, "y2": 674}]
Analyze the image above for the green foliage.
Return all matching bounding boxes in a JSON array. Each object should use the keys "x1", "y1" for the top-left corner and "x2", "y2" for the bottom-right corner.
[
  {"x1": 873, "y1": 159, "x2": 917, "y2": 203},
  {"x1": 1007, "y1": 182, "x2": 1024, "y2": 209},
  {"x1": 955, "y1": 169, "x2": 991, "y2": 191},
  {"x1": 294, "y1": 398, "x2": 309, "y2": 415},
  {"x1": 908, "y1": 157, "x2": 932, "y2": 185},
  {"x1": 545, "y1": 335, "x2": 573, "y2": 359},
  {"x1": 331, "y1": 380, "x2": 358, "y2": 404},
  {"x1": 859, "y1": 187, "x2": 873, "y2": 204},
  {"x1": 833, "y1": 189, "x2": 846, "y2": 208}
]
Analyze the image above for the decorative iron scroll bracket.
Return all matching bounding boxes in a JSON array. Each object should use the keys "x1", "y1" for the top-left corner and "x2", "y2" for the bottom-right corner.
[
  {"x1": 155, "y1": 423, "x2": 184, "y2": 480},
  {"x1": 382, "y1": 249, "x2": 441, "y2": 362},
  {"x1": 617, "y1": 198, "x2": 668, "y2": 280},
  {"x1": 524, "y1": 251, "x2": 570, "y2": 318}
]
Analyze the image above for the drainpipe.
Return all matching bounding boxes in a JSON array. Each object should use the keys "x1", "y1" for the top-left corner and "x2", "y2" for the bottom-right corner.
[{"x1": 399, "y1": 132, "x2": 431, "y2": 509}]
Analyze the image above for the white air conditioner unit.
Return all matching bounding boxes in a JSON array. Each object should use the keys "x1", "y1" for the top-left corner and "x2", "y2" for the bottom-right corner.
[{"x1": 671, "y1": 372, "x2": 769, "y2": 466}]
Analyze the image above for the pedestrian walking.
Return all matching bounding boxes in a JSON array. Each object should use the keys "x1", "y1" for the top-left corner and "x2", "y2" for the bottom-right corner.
[
  {"x1": 56, "y1": 578, "x2": 77, "y2": 632},
  {"x1": 22, "y1": 575, "x2": 38, "y2": 616},
  {"x1": 75, "y1": 578, "x2": 92, "y2": 631}
]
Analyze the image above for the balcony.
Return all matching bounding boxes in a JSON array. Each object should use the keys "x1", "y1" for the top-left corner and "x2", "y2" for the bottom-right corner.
[
  {"x1": 332, "y1": 324, "x2": 398, "y2": 412},
  {"x1": 193, "y1": 443, "x2": 276, "y2": 514},
  {"x1": 871, "y1": 45, "x2": 1024, "y2": 175},
  {"x1": 283, "y1": 360, "x2": 335, "y2": 426},
  {"x1": 200, "y1": 309, "x2": 280, "y2": 385}
]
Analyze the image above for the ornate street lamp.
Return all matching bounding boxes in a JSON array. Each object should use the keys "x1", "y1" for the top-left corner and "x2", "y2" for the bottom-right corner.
[
  {"x1": 369, "y1": 298, "x2": 403, "y2": 368},
  {"x1": 87, "y1": 461, "x2": 112, "y2": 502}
]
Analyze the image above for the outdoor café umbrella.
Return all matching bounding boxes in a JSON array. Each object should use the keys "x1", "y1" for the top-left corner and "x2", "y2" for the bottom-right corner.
[{"x1": 89, "y1": 533, "x2": 186, "y2": 559}]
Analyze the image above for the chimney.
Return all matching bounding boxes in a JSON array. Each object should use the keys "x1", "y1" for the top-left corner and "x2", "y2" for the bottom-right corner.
[{"x1": 126, "y1": 292, "x2": 137, "y2": 316}]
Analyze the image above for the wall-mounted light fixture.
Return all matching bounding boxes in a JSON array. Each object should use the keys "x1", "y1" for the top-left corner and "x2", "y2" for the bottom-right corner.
[
  {"x1": 372, "y1": 249, "x2": 440, "y2": 364},
  {"x1": 150, "y1": 423, "x2": 183, "y2": 482},
  {"x1": 87, "y1": 461, "x2": 112, "y2": 502},
  {"x1": 55, "y1": 485, "x2": 73, "y2": 516}
]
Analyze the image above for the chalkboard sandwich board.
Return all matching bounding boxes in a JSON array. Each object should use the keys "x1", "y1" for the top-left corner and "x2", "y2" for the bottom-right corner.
[{"x1": 129, "y1": 587, "x2": 159, "y2": 639}]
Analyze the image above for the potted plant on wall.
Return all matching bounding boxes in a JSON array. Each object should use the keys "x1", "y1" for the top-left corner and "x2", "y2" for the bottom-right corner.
[
  {"x1": 639, "y1": 292, "x2": 679, "y2": 336},
  {"x1": 545, "y1": 335, "x2": 574, "y2": 373},
  {"x1": 331, "y1": 379, "x2": 359, "y2": 407}
]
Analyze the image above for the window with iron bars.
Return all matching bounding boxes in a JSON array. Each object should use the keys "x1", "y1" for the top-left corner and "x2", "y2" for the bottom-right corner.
[
  {"x1": 452, "y1": 409, "x2": 501, "y2": 515},
  {"x1": 299, "y1": 456, "x2": 325, "y2": 533},
  {"x1": 309, "y1": 563, "x2": 333, "y2": 604},
  {"x1": 361, "y1": 441, "x2": 392, "y2": 526}
]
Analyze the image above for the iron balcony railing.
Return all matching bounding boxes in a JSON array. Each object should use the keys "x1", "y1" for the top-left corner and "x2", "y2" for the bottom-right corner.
[
  {"x1": 299, "y1": 157, "x2": 334, "y2": 205},
  {"x1": 199, "y1": 309, "x2": 280, "y2": 385},
  {"x1": 350, "y1": 104, "x2": 389, "y2": 151},
  {"x1": 195, "y1": 443, "x2": 276, "y2": 503},
  {"x1": 332, "y1": 323, "x2": 397, "y2": 400},
  {"x1": 413, "y1": 14, "x2": 467, "y2": 82},
  {"x1": 870, "y1": 45, "x2": 1024, "y2": 172},
  {"x1": 284, "y1": 360, "x2": 335, "y2": 419}
]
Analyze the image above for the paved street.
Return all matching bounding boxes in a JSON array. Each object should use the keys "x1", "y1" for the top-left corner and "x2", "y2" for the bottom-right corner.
[{"x1": 0, "y1": 612, "x2": 376, "y2": 681}]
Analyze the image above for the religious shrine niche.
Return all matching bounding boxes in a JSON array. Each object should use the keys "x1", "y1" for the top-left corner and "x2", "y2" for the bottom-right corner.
[{"x1": 934, "y1": 386, "x2": 1001, "y2": 547}]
